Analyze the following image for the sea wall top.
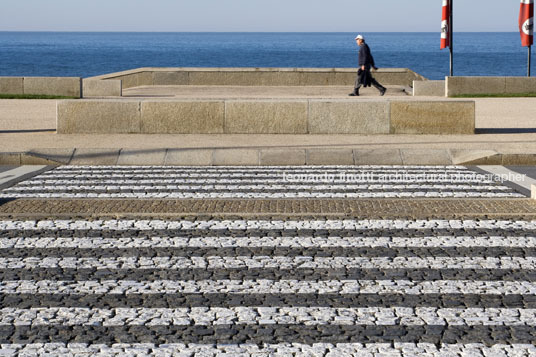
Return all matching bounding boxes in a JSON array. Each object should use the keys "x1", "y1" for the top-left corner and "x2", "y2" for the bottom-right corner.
[{"x1": 87, "y1": 67, "x2": 426, "y2": 88}]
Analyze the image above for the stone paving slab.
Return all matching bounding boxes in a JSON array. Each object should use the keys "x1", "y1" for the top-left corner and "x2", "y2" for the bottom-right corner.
[
  {"x1": 4, "y1": 148, "x2": 536, "y2": 166},
  {"x1": 1, "y1": 198, "x2": 535, "y2": 219}
]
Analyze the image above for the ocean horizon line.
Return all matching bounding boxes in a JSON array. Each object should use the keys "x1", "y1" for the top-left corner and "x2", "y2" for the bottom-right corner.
[{"x1": 0, "y1": 30, "x2": 520, "y2": 34}]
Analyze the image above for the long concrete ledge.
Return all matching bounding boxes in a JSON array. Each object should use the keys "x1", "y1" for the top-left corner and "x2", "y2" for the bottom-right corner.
[
  {"x1": 87, "y1": 67, "x2": 426, "y2": 88},
  {"x1": 57, "y1": 99, "x2": 475, "y2": 135},
  {"x1": 0, "y1": 77, "x2": 82, "y2": 97},
  {"x1": 446, "y1": 76, "x2": 536, "y2": 97},
  {"x1": 2, "y1": 148, "x2": 535, "y2": 166}
]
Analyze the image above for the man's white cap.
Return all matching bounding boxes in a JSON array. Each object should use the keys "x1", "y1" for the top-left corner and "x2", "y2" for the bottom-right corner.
[{"x1": 355, "y1": 34, "x2": 365, "y2": 40}]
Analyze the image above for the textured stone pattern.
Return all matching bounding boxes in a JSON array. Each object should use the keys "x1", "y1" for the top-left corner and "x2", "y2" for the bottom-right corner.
[
  {"x1": 140, "y1": 101, "x2": 225, "y2": 134},
  {"x1": 56, "y1": 99, "x2": 475, "y2": 135},
  {"x1": 24, "y1": 77, "x2": 82, "y2": 97},
  {"x1": 412, "y1": 80, "x2": 445, "y2": 97},
  {"x1": 0, "y1": 218, "x2": 535, "y2": 354},
  {"x1": 390, "y1": 101, "x2": 475, "y2": 135},
  {"x1": 0, "y1": 166, "x2": 524, "y2": 199},
  {"x1": 0, "y1": 77, "x2": 24, "y2": 95},
  {"x1": 0, "y1": 77, "x2": 81, "y2": 97},
  {"x1": 94, "y1": 68, "x2": 426, "y2": 87},
  {"x1": 82, "y1": 79, "x2": 122, "y2": 97},
  {"x1": 1, "y1": 197, "x2": 536, "y2": 219},
  {"x1": 225, "y1": 101, "x2": 308, "y2": 134},
  {"x1": 446, "y1": 76, "x2": 536, "y2": 96},
  {"x1": 308, "y1": 101, "x2": 390, "y2": 134},
  {"x1": 57, "y1": 101, "x2": 141, "y2": 134}
]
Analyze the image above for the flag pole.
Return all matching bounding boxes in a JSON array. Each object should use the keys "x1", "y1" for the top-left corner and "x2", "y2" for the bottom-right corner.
[
  {"x1": 449, "y1": 0, "x2": 454, "y2": 76},
  {"x1": 529, "y1": 46, "x2": 532, "y2": 77}
]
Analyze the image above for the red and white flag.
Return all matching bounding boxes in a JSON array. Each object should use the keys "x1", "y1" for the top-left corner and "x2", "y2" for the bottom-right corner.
[
  {"x1": 440, "y1": 0, "x2": 450, "y2": 49},
  {"x1": 520, "y1": 0, "x2": 534, "y2": 47}
]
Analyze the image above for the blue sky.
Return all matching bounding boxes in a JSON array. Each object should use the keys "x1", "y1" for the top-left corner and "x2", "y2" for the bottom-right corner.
[{"x1": 0, "y1": 0, "x2": 522, "y2": 32}]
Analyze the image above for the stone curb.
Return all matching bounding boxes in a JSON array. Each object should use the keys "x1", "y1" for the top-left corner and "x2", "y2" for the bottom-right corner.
[{"x1": 2, "y1": 148, "x2": 536, "y2": 166}]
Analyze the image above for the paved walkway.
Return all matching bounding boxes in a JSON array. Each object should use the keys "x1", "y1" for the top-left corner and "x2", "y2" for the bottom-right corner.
[
  {"x1": 0, "y1": 165, "x2": 534, "y2": 219},
  {"x1": 123, "y1": 85, "x2": 409, "y2": 98},
  {"x1": 1, "y1": 165, "x2": 536, "y2": 354},
  {"x1": 0, "y1": 89, "x2": 535, "y2": 165}
]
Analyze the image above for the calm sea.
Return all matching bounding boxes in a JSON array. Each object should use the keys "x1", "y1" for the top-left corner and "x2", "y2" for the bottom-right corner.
[{"x1": 0, "y1": 32, "x2": 533, "y2": 80}]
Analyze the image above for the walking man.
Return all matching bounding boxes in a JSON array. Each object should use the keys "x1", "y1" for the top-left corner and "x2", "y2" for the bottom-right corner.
[{"x1": 349, "y1": 35, "x2": 386, "y2": 96}]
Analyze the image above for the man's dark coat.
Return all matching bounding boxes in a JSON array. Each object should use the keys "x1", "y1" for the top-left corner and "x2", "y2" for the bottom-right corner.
[{"x1": 357, "y1": 43, "x2": 375, "y2": 87}]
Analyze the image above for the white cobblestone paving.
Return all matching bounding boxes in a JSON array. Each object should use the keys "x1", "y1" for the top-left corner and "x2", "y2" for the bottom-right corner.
[
  {"x1": 0, "y1": 165, "x2": 525, "y2": 198},
  {"x1": 3, "y1": 280, "x2": 535, "y2": 295},
  {"x1": 2, "y1": 219, "x2": 536, "y2": 230},
  {"x1": 1, "y1": 307, "x2": 535, "y2": 326},
  {"x1": 1, "y1": 343, "x2": 535, "y2": 356},
  {"x1": 2, "y1": 256, "x2": 535, "y2": 270},
  {"x1": 1, "y1": 211, "x2": 536, "y2": 351},
  {"x1": 3, "y1": 235, "x2": 536, "y2": 248}
]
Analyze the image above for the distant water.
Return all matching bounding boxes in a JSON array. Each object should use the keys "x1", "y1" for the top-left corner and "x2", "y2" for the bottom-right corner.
[{"x1": 0, "y1": 32, "x2": 533, "y2": 80}]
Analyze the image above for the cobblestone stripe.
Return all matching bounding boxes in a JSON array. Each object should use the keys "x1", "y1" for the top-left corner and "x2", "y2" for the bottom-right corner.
[
  {"x1": 31, "y1": 171, "x2": 486, "y2": 184},
  {"x1": 3, "y1": 292, "x2": 535, "y2": 309},
  {"x1": 2, "y1": 343, "x2": 535, "y2": 357},
  {"x1": 1, "y1": 192, "x2": 522, "y2": 199},
  {"x1": 45, "y1": 165, "x2": 472, "y2": 173},
  {"x1": 17, "y1": 179, "x2": 501, "y2": 186},
  {"x1": 17, "y1": 177, "x2": 500, "y2": 184},
  {"x1": 43, "y1": 170, "x2": 476, "y2": 175},
  {"x1": 3, "y1": 280, "x2": 536, "y2": 295},
  {"x1": 2, "y1": 246, "x2": 535, "y2": 258},
  {"x1": 2, "y1": 256, "x2": 536, "y2": 270},
  {"x1": 4, "y1": 236, "x2": 536, "y2": 249},
  {"x1": 2, "y1": 219, "x2": 536, "y2": 231},
  {"x1": 3, "y1": 184, "x2": 511, "y2": 191},
  {"x1": 4, "y1": 229, "x2": 536, "y2": 241},
  {"x1": 2, "y1": 307, "x2": 535, "y2": 326},
  {"x1": 0, "y1": 325, "x2": 535, "y2": 344},
  {"x1": 2, "y1": 200, "x2": 535, "y2": 218},
  {"x1": 3, "y1": 267, "x2": 533, "y2": 281}
]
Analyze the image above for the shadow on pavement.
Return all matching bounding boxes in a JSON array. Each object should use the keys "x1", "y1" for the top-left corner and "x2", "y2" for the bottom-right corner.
[{"x1": 476, "y1": 128, "x2": 536, "y2": 134}]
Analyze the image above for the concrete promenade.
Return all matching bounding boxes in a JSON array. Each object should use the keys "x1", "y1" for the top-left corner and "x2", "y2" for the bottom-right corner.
[{"x1": 1, "y1": 88, "x2": 536, "y2": 165}]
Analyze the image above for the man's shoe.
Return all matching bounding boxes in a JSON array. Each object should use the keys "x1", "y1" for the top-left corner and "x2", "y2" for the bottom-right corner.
[
  {"x1": 379, "y1": 88, "x2": 387, "y2": 96},
  {"x1": 348, "y1": 92, "x2": 359, "y2": 96}
]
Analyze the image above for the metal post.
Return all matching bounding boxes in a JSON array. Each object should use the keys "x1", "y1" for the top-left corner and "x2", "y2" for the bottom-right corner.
[
  {"x1": 449, "y1": 0, "x2": 454, "y2": 76},
  {"x1": 529, "y1": 46, "x2": 532, "y2": 77}
]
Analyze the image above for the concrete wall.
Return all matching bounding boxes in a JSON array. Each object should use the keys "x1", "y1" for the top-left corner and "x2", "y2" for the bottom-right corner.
[
  {"x1": 82, "y1": 79, "x2": 122, "y2": 97},
  {"x1": 446, "y1": 76, "x2": 536, "y2": 97},
  {"x1": 390, "y1": 101, "x2": 475, "y2": 135},
  {"x1": 57, "y1": 98, "x2": 475, "y2": 135},
  {"x1": 413, "y1": 80, "x2": 445, "y2": 97},
  {"x1": 87, "y1": 67, "x2": 427, "y2": 88},
  {"x1": 0, "y1": 77, "x2": 82, "y2": 97},
  {"x1": 0, "y1": 77, "x2": 24, "y2": 95}
]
